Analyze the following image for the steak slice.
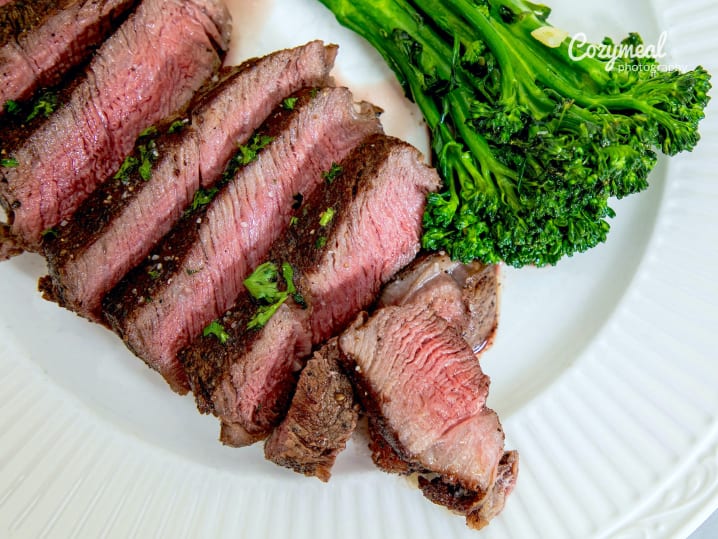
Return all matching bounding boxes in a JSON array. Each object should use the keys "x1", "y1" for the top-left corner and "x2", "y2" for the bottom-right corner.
[
  {"x1": 0, "y1": 0, "x2": 138, "y2": 113},
  {"x1": 378, "y1": 253, "x2": 500, "y2": 353},
  {"x1": 264, "y1": 339, "x2": 358, "y2": 482},
  {"x1": 39, "y1": 41, "x2": 337, "y2": 322},
  {"x1": 338, "y1": 305, "x2": 518, "y2": 530},
  {"x1": 0, "y1": 0, "x2": 230, "y2": 253},
  {"x1": 179, "y1": 134, "x2": 440, "y2": 444},
  {"x1": 263, "y1": 251, "x2": 499, "y2": 479},
  {"x1": 104, "y1": 87, "x2": 383, "y2": 394}
]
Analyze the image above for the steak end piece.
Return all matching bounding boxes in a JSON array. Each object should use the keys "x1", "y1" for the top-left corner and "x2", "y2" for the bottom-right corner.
[
  {"x1": 378, "y1": 253, "x2": 500, "y2": 354},
  {"x1": 264, "y1": 339, "x2": 359, "y2": 482},
  {"x1": 338, "y1": 304, "x2": 517, "y2": 529}
]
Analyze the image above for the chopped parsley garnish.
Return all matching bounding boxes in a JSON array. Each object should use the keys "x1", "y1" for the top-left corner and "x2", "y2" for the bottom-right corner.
[
  {"x1": 247, "y1": 302, "x2": 285, "y2": 331},
  {"x1": 138, "y1": 125, "x2": 158, "y2": 138},
  {"x1": 244, "y1": 261, "x2": 305, "y2": 330},
  {"x1": 113, "y1": 155, "x2": 139, "y2": 182},
  {"x1": 41, "y1": 227, "x2": 58, "y2": 239},
  {"x1": 281, "y1": 97, "x2": 298, "y2": 110},
  {"x1": 237, "y1": 134, "x2": 274, "y2": 166},
  {"x1": 222, "y1": 133, "x2": 274, "y2": 183},
  {"x1": 289, "y1": 216, "x2": 299, "y2": 226},
  {"x1": 147, "y1": 268, "x2": 161, "y2": 280},
  {"x1": 113, "y1": 132, "x2": 159, "y2": 183},
  {"x1": 315, "y1": 236, "x2": 327, "y2": 249},
  {"x1": 203, "y1": 320, "x2": 229, "y2": 344},
  {"x1": 1, "y1": 157, "x2": 18, "y2": 168},
  {"x1": 167, "y1": 118, "x2": 188, "y2": 134},
  {"x1": 4, "y1": 100, "x2": 20, "y2": 115},
  {"x1": 322, "y1": 163, "x2": 342, "y2": 184},
  {"x1": 189, "y1": 186, "x2": 219, "y2": 212},
  {"x1": 319, "y1": 207, "x2": 335, "y2": 227},
  {"x1": 26, "y1": 91, "x2": 58, "y2": 122}
]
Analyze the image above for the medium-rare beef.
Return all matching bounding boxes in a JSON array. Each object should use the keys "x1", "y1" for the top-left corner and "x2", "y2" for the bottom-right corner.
[
  {"x1": 104, "y1": 87, "x2": 383, "y2": 394},
  {"x1": 264, "y1": 339, "x2": 358, "y2": 482},
  {"x1": 0, "y1": 0, "x2": 230, "y2": 255},
  {"x1": 264, "y1": 252, "x2": 501, "y2": 480},
  {"x1": 379, "y1": 253, "x2": 499, "y2": 353},
  {"x1": 338, "y1": 305, "x2": 518, "y2": 530},
  {"x1": 179, "y1": 134, "x2": 440, "y2": 445},
  {"x1": 39, "y1": 41, "x2": 338, "y2": 322},
  {"x1": 0, "y1": 0, "x2": 138, "y2": 113}
]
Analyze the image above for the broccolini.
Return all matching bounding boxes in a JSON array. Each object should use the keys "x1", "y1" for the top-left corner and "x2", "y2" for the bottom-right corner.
[{"x1": 318, "y1": 0, "x2": 711, "y2": 266}]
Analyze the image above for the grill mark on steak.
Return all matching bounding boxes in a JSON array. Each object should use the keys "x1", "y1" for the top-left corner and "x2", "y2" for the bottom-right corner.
[
  {"x1": 337, "y1": 305, "x2": 517, "y2": 529},
  {"x1": 264, "y1": 338, "x2": 359, "y2": 482},
  {"x1": 378, "y1": 253, "x2": 500, "y2": 353},
  {"x1": 39, "y1": 41, "x2": 337, "y2": 322},
  {"x1": 104, "y1": 87, "x2": 383, "y2": 394},
  {"x1": 0, "y1": 0, "x2": 230, "y2": 253},
  {"x1": 179, "y1": 134, "x2": 439, "y2": 444},
  {"x1": 0, "y1": 0, "x2": 139, "y2": 113}
]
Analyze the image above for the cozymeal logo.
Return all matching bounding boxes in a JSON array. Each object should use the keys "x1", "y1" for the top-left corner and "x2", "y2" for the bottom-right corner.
[
  {"x1": 570, "y1": 30, "x2": 690, "y2": 74},
  {"x1": 533, "y1": 27, "x2": 684, "y2": 74}
]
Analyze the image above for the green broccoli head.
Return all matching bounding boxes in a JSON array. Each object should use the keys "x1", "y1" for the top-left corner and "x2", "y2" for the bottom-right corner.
[{"x1": 319, "y1": 0, "x2": 711, "y2": 267}]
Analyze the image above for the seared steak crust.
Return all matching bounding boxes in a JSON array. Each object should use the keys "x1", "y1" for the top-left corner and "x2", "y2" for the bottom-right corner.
[
  {"x1": 0, "y1": 0, "x2": 138, "y2": 112},
  {"x1": 264, "y1": 339, "x2": 359, "y2": 482},
  {"x1": 40, "y1": 41, "x2": 337, "y2": 321},
  {"x1": 179, "y1": 134, "x2": 439, "y2": 443},
  {"x1": 338, "y1": 305, "x2": 517, "y2": 529},
  {"x1": 0, "y1": 0, "x2": 230, "y2": 252},
  {"x1": 104, "y1": 87, "x2": 383, "y2": 394}
]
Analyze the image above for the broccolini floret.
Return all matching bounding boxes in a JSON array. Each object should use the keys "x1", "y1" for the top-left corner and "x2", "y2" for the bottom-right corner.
[{"x1": 318, "y1": 0, "x2": 711, "y2": 266}]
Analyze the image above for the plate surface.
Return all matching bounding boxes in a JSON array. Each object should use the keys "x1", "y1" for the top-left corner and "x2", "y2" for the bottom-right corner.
[{"x1": 1, "y1": 0, "x2": 717, "y2": 538}]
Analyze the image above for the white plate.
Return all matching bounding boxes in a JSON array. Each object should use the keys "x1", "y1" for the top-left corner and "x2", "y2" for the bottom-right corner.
[{"x1": 1, "y1": 0, "x2": 717, "y2": 537}]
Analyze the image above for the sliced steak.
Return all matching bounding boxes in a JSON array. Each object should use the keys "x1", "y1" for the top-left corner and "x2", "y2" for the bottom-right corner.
[
  {"x1": 179, "y1": 134, "x2": 440, "y2": 445},
  {"x1": 264, "y1": 339, "x2": 358, "y2": 482},
  {"x1": 0, "y1": 0, "x2": 139, "y2": 113},
  {"x1": 104, "y1": 87, "x2": 383, "y2": 394},
  {"x1": 263, "y1": 252, "x2": 499, "y2": 479},
  {"x1": 338, "y1": 305, "x2": 518, "y2": 530},
  {"x1": 40, "y1": 41, "x2": 337, "y2": 322},
  {"x1": 0, "y1": 0, "x2": 230, "y2": 254},
  {"x1": 378, "y1": 253, "x2": 499, "y2": 353}
]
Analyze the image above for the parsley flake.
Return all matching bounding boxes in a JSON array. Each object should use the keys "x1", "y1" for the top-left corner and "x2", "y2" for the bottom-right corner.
[
  {"x1": 322, "y1": 163, "x2": 342, "y2": 184},
  {"x1": 4, "y1": 100, "x2": 20, "y2": 115},
  {"x1": 203, "y1": 320, "x2": 229, "y2": 344},
  {"x1": 26, "y1": 91, "x2": 58, "y2": 121},
  {"x1": 244, "y1": 261, "x2": 304, "y2": 329},
  {"x1": 1, "y1": 157, "x2": 19, "y2": 168},
  {"x1": 281, "y1": 97, "x2": 299, "y2": 110},
  {"x1": 319, "y1": 207, "x2": 335, "y2": 227}
]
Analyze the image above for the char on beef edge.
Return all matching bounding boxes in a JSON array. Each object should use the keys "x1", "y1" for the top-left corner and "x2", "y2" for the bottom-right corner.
[
  {"x1": 264, "y1": 338, "x2": 359, "y2": 483},
  {"x1": 0, "y1": 1, "x2": 517, "y2": 529},
  {"x1": 0, "y1": 0, "x2": 231, "y2": 256},
  {"x1": 179, "y1": 134, "x2": 440, "y2": 446},
  {"x1": 39, "y1": 40, "x2": 337, "y2": 323}
]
